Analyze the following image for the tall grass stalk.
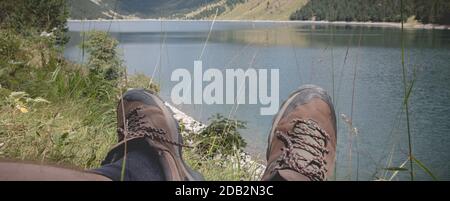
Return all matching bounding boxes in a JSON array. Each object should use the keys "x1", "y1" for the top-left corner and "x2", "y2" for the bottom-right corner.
[
  {"x1": 388, "y1": 158, "x2": 409, "y2": 181},
  {"x1": 199, "y1": 8, "x2": 218, "y2": 60},
  {"x1": 284, "y1": 22, "x2": 303, "y2": 84},
  {"x1": 400, "y1": 0, "x2": 414, "y2": 181},
  {"x1": 119, "y1": 88, "x2": 128, "y2": 181},
  {"x1": 197, "y1": 8, "x2": 219, "y2": 121},
  {"x1": 351, "y1": 28, "x2": 363, "y2": 181},
  {"x1": 330, "y1": 26, "x2": 335, "y2": 104},
  {"x1": 334, "y1": 29, "x2": 354, "y2": 180}
]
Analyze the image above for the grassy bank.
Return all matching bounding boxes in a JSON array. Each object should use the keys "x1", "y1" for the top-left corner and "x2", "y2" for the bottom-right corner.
[
  {"x1": 0, "y1": 27, "x2": 260, "y2": 180},
  {"x1": 0, "y1": 30, "x2": 117, "y2": 169}
]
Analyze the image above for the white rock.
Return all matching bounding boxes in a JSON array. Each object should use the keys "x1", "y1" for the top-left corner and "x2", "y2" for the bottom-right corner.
[{"x1": 40, "y1": 31, "x2": 53, "y2": 37}]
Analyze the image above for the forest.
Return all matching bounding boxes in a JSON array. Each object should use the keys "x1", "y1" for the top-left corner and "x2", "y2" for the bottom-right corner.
[{"x1": 290, "y1": 0, "x2": 450, "y2": 25}]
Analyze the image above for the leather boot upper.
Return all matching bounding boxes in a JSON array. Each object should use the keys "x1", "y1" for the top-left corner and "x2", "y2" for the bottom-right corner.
[{"x1": 262, "y1": 85, "x2": 337, "y2": 181}]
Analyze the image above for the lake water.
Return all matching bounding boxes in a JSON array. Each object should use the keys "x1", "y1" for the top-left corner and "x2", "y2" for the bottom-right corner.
[{"x1": 65, "y1": 20, "x2": 450, "y2": 181}]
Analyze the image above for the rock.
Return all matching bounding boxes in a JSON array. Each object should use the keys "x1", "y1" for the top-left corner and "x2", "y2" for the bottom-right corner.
[
  {"x1": 40, "y1": 31, "x2": 53, "y2": 37},
  {"x1": 164, "y1": 102, "x2": 206, "y2": 133}
]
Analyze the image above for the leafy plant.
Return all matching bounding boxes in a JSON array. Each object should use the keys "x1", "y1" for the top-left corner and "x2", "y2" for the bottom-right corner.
[
  {"x1": 195, "y1": 114, "x2": 247, "y2": 158},
  {"x1": 81, "y1": 31, "x2": 124, "y2": 82}
]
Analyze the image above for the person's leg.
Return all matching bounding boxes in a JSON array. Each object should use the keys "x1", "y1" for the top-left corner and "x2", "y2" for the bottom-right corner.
[
  {"x1": 0, "y1": 161, "x2": 110, "y2": 181},
  {"x1": 90, "y1": 140, "x2": 165, "y2": 181},
  {"x1": 92, "y1": 88, "x2": 204, "y2": 181},
  {"x1": 262, "y1": 85, "x2": 337, "y2": 181}
]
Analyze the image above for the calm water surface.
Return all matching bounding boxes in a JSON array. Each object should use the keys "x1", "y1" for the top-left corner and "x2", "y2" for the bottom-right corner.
[{"x1": 65, "y1": 20, "x2": 450, "y2": 180}]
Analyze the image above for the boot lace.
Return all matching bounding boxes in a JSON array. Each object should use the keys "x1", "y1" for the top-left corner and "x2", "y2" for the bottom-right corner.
[
  {"x1": 117, "y1": 107, "x2": 192, "y2": 148},
  {"x1": 273, "y1": 119, "x2": 330, "y2": 181}
]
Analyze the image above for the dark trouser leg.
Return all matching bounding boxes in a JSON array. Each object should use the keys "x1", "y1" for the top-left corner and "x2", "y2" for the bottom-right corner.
[{"x1": 91, "y1": 140, "x2": 165, "y2": 181}]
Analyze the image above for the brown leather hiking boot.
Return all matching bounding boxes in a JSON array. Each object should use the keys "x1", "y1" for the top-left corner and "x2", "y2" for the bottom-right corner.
[
  {"x1": 262, "y1": 85, "x2": 337, "y2": 181},
  {"x1": 103, "y1": 89, "x2": 203, "y2": 181}
]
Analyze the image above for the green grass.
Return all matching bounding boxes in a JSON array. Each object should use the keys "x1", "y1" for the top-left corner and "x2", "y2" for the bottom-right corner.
[
  {"x1": 183, "y1": 149, "x2": 263, "y2": 181},
  {"x1": 0, "y1": 99, "x2": 117, "y2": 169}
]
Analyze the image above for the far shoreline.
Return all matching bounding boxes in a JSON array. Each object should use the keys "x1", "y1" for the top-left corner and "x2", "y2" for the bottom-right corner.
[{"x1": 68, "y1": 18, "x2": 450, "y2": 30}]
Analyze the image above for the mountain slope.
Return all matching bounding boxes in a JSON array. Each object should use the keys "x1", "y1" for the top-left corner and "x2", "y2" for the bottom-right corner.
[
  {"x1": 218, "y1": 0, "x2": 307, "y2": 21},
  {"x1": 68, "y1": 0, "x2": 109, "y2": 19},
  {"x1": 184, "y1": 0, "x2": 307, "y2": 20},
  {"x1": 68, "y1": 0, "x2": 448, "y2": 24},
  {"x1": 69, "y1": 0, "x2": 219, "y2": 19},
  {"x1": 68, "y1": 0, "x2": 308, "y2": 20}
]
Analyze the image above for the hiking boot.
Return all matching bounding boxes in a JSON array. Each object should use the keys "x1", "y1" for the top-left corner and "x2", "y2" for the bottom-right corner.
[
  {"x1": 262, "y1": 85, "x2": 337, "y2": 181},
  {"x1": 102, "y1": 89, "x2": 203, "y2": 181}
]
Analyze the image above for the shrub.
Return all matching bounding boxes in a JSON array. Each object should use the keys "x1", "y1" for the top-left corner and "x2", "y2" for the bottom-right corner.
[
  {"x1": 127, "y1": 73, "x2": 161, "y2": 93},
  {"x1": 81, "y1": 31, "x2": 124, "y2": 83},
  {"x1": 195, "y1": 114, "x2": 247, "y2": 158}
]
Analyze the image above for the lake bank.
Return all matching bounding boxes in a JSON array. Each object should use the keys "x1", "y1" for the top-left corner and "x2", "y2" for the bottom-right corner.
[{"x1": 67, "y1": 19, "x2": 450, "y2": 30}]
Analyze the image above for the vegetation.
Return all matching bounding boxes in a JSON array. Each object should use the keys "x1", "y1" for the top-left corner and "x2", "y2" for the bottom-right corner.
[
  {"x1": 0, "y1": 0, "x2": 69, "y2": 44},
  {"x1": 0, "y1": 30, "x2": 113, "y2": 168},
  {"x1": 193, "y1": 114, "x2": 247, "y2": 158},
  {"x1": 0, "y1": 0, "x2": 141, "y2": 169},
  {"x1": 225, "y1": 0, "x2": 247, "y2": 9},
  {"x1": 188, "y1": 0, "x2": 247, "y2": 19},
  {"x1": 82, "y1": 31, "x2": 124, "y2": 82},
  {"x1": 0, "y1": 1, "x2": 256, "y2": 180},
  {"x1": 181, "y1": 114, "x2": 263, "y2": 180},
  {"x1": 0, "y1": 29, "x2": 256, "y2": 179},
  {"x1": 290, "y1": 0, "x2": 450, "y2": 25},
  {"x1": 190, "y1": 6, "x2": 226, "y2": 20},
  {"x1": 0, "y1": 26, "x2": 160, "y2": 167}
]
